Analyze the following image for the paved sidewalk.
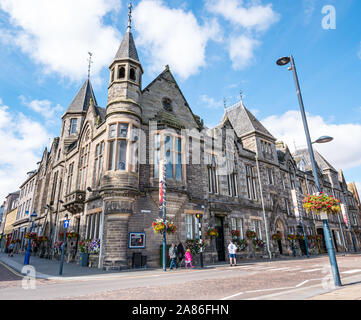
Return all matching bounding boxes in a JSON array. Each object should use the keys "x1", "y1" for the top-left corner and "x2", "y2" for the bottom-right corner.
[
  {"x1": 0, "y1": 251, "x2": 356, "y2": 281},
  {"x1": 309, "y1": 282, "x2": 361, "y2": 300},
  {"x1": 0, "y1": 253, "x2": 122, "y2": 279}
]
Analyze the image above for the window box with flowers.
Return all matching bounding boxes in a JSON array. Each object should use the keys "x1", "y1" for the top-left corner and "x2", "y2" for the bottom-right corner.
[
  {"x1": 88, "y1": 239, "x2": 101, "y2": 268},
  {"x1": 78, "y1": 240, "x2": 90, "y2": 267},
  {"x1": 246, "y1": 230, "x2": 257, "y2": 240},
  {"x1": 185, "y1": 239, "x2": 205, "y2": 256},
  {"x1": 253, "y1": 239, "x2": 264, "y2": 251}
]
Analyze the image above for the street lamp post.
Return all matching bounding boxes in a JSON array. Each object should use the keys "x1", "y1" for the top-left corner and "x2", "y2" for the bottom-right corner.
[
  {"x1": 24, "y1": 210, "x2": 37, "y2": 265},
  {"x1": 59, "y1": 214, "x2": 69, "y2": 275},
  {"x1": 277, "y1": 55, "x2": 342, "y2": 287}
]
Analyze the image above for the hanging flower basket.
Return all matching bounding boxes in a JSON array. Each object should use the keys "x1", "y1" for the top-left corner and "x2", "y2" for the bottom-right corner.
[
  {"x1": 303, "y1": 192, "x2": 341, "y2": 215},
  {"x1": 235, "y1": 238, "x2": 248, "y2": 251},
  {"x1": 25, "y1": 232, "x2": 37, "y2": 239},
  {"x1": 253, "y1": 239, "x2": 264, "y2": 250},
  {"x1": 206, "y1": 227, "x2": 219, "y2": 238},
  {"x1": 166, "y1": 222, "x2": 177, "y2": 235},
  {"x1": 246, "y1": 230, "x2": 257, "y2": 239},
  {"x1": 287, "y1": 234, "x2": 297, "y2": 241},
  {"x1": 152, "y1": 219, "x2": 177, "y2": 234},
  {"x1": 272, "y1": 232, "x2": 282, "y2": 241}
]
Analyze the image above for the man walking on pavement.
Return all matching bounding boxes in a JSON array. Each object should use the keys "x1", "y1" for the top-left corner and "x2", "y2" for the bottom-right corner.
[{"x1": 169, "y1": 243, "x2": 178, "y2": 270}]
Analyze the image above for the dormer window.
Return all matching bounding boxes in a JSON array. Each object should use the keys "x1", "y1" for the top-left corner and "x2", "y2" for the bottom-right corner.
[
  {"x1": 129, "y1": 68, "x2": 136, "y2": 81},
  {"x1": 118, "y1": 66, "x2": 125, "y2": 79}
]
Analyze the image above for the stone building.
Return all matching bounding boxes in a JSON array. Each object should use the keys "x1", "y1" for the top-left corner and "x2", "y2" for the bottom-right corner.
[
  {"x1": 7, "y1": 15, "x2": 361, "y2": 268},
  {"x1": 0, "y1": 191, "x2": 19, "y2": 251}
]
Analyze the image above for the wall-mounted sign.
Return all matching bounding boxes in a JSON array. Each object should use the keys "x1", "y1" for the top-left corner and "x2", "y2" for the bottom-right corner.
[
  {"x1": 129, "y1": 232, "x2": 146, "y2": 249},
  {"x1": 141, "y1": 210, "x2": 151, "y2": 214}
]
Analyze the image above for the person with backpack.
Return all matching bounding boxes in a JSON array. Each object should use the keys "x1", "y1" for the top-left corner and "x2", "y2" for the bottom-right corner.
[{"x1": 8, "y1": 242, "x2": 14, "y2": 257}]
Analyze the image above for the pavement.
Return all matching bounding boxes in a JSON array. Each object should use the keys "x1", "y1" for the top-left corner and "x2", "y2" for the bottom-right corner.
[
  {"x1": 309, "y1": 281, "x2": 361, "y2": 300},
  {"x1": 1, "y1": 252, "x2": 361, "y2": 300}
]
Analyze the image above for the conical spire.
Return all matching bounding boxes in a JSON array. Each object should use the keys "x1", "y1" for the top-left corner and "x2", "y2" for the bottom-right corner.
[
  {"x1": 114, "y1": 30, "x2": 140, "y2": 62},
  {"x1": 65, "y1": 78, "x2": 98, "y2": 114},
  {"x1": 113, "y1": 1, "x2": 139, "y2": 62}
]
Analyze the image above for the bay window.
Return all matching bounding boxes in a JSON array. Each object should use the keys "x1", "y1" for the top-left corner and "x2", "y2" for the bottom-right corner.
[{"x1": 108, "y1": 123, "x2": 139, "y2": 173}]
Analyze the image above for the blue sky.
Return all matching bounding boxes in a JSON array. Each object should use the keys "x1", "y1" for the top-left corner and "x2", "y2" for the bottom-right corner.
[{"x1": 0, "y1": 0, "x2": 360, "y2": 201}]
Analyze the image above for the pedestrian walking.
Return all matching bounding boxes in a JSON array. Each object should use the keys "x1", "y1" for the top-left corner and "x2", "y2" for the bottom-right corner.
[
  {"x1": 228, "y1": 240, "x2": 237, "y2": 266},
  {"x1": 169, "y1": 243, "x2": 178, "y2": 270},
  {"x1": 185, "y1": 249, "x2": 194, "y2": 269},
  {"x1": 177, "y1": 241, "x2": 185, "y2": 267},
  {"x1": 8, "y1": 242, "x2": 14, "y2": 257}
]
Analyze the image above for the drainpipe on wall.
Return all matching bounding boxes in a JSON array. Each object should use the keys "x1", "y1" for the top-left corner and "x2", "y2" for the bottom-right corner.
[
  {"x1": 98, "y1": 199, "x2": 106, "y2": 269},
  {"x1": 255, "y1": 153, "x2": 272, "y2": 259}
]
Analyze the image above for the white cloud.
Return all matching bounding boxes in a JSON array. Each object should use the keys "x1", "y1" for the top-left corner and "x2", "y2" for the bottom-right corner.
[
  {"x1": 206, "y1": 0, "x2": 279, "y2": 31},
  {"x1": 19, "y1": 96, "x2": 63, "y2": 121},
  {"x1": 200, "y1": 94, "x2": 224, "y2": 109},
  {"x1": 303, "y1": 0, "x2": 316, "y2": 24},
  {"x1": 0, "y1": 99, "x2": 51, "y2": 202},
  {"x1": 261, "y1": 110, "x2": 361, "y2": 170},
  {"x1": 355, "y1": 182, "x2": 361, "y2": 198},
  {"x1": 229, "y1": 35, "x2": 260, "y2": 70},
  {"x1": 133, "y1": 0, "x2": 221, "y2": 79},
  {"x1": 206, "y1": 0, "x2": 279, "y2": 70},
  {"x1": 0, "y1": 0, "x2": 122, "y2": 81}
]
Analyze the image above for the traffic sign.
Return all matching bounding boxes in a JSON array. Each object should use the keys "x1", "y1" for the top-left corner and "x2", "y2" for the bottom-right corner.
[{"x1": 63, "y1": 220, "x2": 70, "y2": 229}]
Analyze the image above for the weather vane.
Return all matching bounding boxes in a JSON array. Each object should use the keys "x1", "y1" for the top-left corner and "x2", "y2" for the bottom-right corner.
[
  {"x1": 223, "y1": 97, "x2": 227, "y2": 109},
  {"x1": 127, "y1": 1, "x2": 133, "y2": 31},
  {"x1": 87, "y1": 52, "x2": 93, "y2": 79}
]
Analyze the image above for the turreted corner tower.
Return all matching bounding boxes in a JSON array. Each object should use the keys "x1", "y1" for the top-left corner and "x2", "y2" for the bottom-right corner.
[{"x1": 100, "y1": 2, "x2": 143, "y2": 270}]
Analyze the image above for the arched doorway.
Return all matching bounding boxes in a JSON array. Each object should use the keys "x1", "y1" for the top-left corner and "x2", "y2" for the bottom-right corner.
[{"x1": 275, "y1": 219, "x2": 285, "y2": 255}]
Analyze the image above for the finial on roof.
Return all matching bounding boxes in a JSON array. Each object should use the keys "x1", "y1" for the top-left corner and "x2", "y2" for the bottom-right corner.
[
  {"x1": 87, "y1": 52, "x2": 93, "y2": 79},
  {"x1": 223, "y1": 97, "x2": 227, "y2": 109},
  {"x1": 127, "y1": 1, "x2": 133, "y2": 32},
  {"x1": 239, "y1": 89, "x2": 244, "y2": 107}
]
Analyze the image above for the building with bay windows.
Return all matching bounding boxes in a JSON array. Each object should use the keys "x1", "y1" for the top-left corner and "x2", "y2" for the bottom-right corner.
[{"x1": 5, "y1": 15, "x2": 361, "y2": 269}]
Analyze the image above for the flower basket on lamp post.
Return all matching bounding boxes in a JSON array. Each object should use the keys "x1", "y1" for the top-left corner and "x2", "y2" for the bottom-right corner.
[{"x1": 303, "y1": 193, "x2": 341, "y2": 216}]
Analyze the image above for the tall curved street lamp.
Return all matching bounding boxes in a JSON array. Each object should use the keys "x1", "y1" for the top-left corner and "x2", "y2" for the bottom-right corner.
[
  {"x1": 24, "y1": 210, "x2": 37, "y2": 265},
  {"x1": 277, "y1": 55, "x2": 341, "y2": 287}
]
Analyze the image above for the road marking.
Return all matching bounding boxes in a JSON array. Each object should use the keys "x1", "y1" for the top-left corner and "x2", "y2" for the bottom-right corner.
[
  {"x1": 220, "y1": 292, "x2": 244, "y2": 300},
  {"x1": 296, "y1": 280, "x2": 309, "y2": 287},
  {"x1": 266, "y1": 267, "x2": 292, "y2": 271},
  {"x1": 301, "y1": 268, "x2": 322, "y2": 273},
  {"x1": 341, "y1": 269, "x2": 361, "y2": 274}
]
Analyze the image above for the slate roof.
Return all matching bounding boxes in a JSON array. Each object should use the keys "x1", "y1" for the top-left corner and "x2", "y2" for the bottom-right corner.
[
  {"x1": 66, "y1": 79, "x2": 98, "y2": 114},
  {"x1": 114, "y1": 30, "x2": 139, "y2": 62},
  {"x1": 292, "y1": 148, "x2": 337, "y2": 172},
  {"x1": 221, "y1": 101, "x2": 275, "y2": 140}
]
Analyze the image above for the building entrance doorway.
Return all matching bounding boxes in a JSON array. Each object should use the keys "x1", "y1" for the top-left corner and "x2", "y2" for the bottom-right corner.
[
  {"x1": 276, "y1": 219, "x2": 284, "y2": 255},
  {"x1": 215, "y1": 216, "x2": 225, "y2": 261}
]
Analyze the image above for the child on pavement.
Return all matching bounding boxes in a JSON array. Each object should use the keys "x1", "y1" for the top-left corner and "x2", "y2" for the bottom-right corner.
[{"x1": 185, "y1": 249, "x2": 194, "y2": 269}]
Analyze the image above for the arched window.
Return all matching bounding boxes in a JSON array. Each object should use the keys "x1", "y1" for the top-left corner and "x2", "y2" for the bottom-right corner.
[
  {"x1": 129, "y1": 68, "x2": 136, "y2": 81},
  {"x1": 118, "y1": 66, "x2": 125, "y2": 79}
]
